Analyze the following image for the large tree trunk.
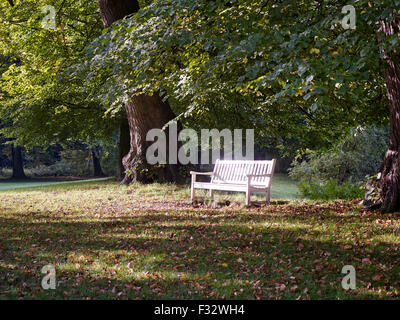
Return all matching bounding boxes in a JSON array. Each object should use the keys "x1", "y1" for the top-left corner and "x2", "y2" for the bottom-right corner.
[
  {"x1": 378, "y1": 16, "x2": 400, "y2": 213},
  {"x1": 97, "y1": 0, "x2": 139, "y2": 28},
  {"x1": 117, "y1": 117, "x2": 130, "y2": 180},
  {"x1": 98, "y1": 0, "x2": 183, "y2": 185},
  {"x1": 364, "y1": 17, "x2": 400, "y2": 213},
  {"x1": 11, "y1": 145, "x2": 26, "y2": 179},
  {"x1": 121, "y1": 94, "x2": 182, "y2": 185},
  {"x1": 91, "y1": 146, "x2": 105, "y2": 177}
]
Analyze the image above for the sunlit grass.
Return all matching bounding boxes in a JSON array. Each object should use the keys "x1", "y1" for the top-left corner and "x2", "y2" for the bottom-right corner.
[{"x1": 0, "y1": 177, "x2": 110, "y2": 191}]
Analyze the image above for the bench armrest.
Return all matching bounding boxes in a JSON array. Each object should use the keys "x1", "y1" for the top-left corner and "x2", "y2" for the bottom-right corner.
[
  {"x1": 190, "y1": 171, "x2": 214, "y2": 176},
  {"x1": 190, "y1": 171, "x2": 214, "y2": 183}
]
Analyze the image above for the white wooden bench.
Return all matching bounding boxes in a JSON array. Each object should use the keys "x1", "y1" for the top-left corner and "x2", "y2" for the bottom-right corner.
[{"x1": 190, "y1": 159, "x2": 276, "y2": 205}]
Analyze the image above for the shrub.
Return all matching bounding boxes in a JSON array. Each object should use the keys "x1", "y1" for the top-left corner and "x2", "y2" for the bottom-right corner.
[
  {"x1": 289, "y1": 125, "x2": 388, "y2": 184},
  {"x1": 0, "y1": 168, "x2": 11, "y2": 179},
  {"x1": 30, "y1": 162, "x2": 75, "y2": 177},
  {"x1": 289, "y1": 125, "x2": 388, "y2": 200},
  {"x1": 297, "y1": 179, "x2": 364, "y2": 200},
  {"x1": 59, "y1": 150, "x2": 91, "y2": 176}
]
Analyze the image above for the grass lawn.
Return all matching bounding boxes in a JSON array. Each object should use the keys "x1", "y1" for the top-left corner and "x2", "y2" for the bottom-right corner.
[
  {"x1": 0, "y1": 177, "x2": 399, "y2": 300},
  {"x1": 0, "y1": 177, "x2": 110, "y2": 191}
]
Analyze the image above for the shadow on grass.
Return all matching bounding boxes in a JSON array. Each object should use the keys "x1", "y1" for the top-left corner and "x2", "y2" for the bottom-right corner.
[{"x1": 1, "y1": 203, "x2": 400, "y2": 300}]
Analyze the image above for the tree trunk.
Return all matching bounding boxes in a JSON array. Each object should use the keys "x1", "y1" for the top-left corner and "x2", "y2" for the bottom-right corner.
[
  {"x1": 98, "y1": 0, "x2": 183, "y2": 185},
  {"x1": 120, "y1": 94, "x2": 182, "y2": 185},
  {"x1": 92, "y1": 147, "x2": 105, "y2": 177},
  {"x1": 364, "y1": 17, "x2": 400, "y2": 213},
  {"x1": 97, "y1": 0, "x2": 139, "y2": 28},
  {"x1": 117, "y1": 117, "x2": 130, "y2": 180},
  {"x1": 11, "y1": 145, "x2": 26, "y2": 179}
]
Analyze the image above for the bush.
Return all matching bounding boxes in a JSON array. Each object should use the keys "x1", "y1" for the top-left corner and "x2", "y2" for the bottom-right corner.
[
  {"x1": 289, "y1": 125, "x2": 388, "y2": 184},
  {"x1": 289, "y1": 125, "x2": 388, "y2": 200},
  {"x1": 297, "y1": 179, "x2": 364, "y2": 200},
  {"x1": 59, "y1": 149, "x2": 91, "y2": 176},
  {"x1": 30, "y1": 162, "x2": 75, "y2": 177},
  {"x1": 0, "y1": 168, "x2": 11, "y2": 179}
]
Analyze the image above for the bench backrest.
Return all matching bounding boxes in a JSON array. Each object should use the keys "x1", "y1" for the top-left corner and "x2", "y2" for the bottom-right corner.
[{"x1": 211, "y1": 159, "x2": 276, "y2": 186}]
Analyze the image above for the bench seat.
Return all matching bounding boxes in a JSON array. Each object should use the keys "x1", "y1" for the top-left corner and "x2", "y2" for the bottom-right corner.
[
  {"x1": 190, "y1": 159, "x2": 276, "y2": 205},
  {"x1": 193, "y1": 182, "x2": 270, "y2": 192}
]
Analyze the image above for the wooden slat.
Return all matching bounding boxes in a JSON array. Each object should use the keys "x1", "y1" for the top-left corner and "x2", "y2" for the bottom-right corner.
[
  {"x1": 194, "y1": 159, "x2": 276, "y2": 205},
  {"x1": 239, "y1": 163, "x2": 246, "y2": 182},
  {"x1": 211, "y1": 159, "x2": 275, "y2": 186},
  {"x1": 256, "y1": 163, "x2": 261, "y2": 182}
]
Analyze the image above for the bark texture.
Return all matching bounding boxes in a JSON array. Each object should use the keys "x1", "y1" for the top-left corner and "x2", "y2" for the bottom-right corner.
[
  {"x1": 97, "y1": 0, "x2": 139, "y2": 28},
  {"x1": 98, "y1": 0, "x2": 183, "y2": 184},
  {"x1": 364, "y1": 16, "x2": 400, "y2": 213},
  {"x1": 379, "y1": 17, "x2": 400, "y2": 212},
  {"x1": 11, "y1": 145, "x2": 26, "y2": 179},
  {"x1": 120, "y1": 94, "x2": 182, "y2": 185}
]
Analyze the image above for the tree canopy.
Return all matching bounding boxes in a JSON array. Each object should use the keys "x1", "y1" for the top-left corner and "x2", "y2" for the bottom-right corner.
[
  {"x1": 2, "y1": 0, "x2": 396, "y2": 148},
  {"x1": 70, "y1": 0, "x2": 395, "y2": 148},
  {"x1": 0, "y1": 0, "x2": 116, "y2": 146}
]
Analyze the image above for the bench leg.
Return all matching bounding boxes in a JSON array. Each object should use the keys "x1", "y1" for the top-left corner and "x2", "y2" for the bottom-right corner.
[
  {"x1": 245, "y1": 190, "x2": 250, "y2": 206},
  {"x1": 209, "y1": 189, "x2": 213, "y2": 198},
  {"x1": 191, "y1": 186, "x2": 195, "y2": 203},
  {"x1": 266, "y1": 189, "x2": 270, "y2": 204}
]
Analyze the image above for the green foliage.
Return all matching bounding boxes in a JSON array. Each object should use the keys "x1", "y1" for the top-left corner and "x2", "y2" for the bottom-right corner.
[
  {"x1": 0, "y1": 0, "x2": 117, "y2": 146},
  {"x1": 289, "y1": 125, "x2": 388, "y2": 200},
  {"x1": 71, "y1": 0, "x2": 395, "y2": 149},
  {"x1": 30, "y1": 145, "x2": 117, "y2": 177},
  {"x1": 289, "y1": 126, "x2": 389, "y2": 184},
  {"x1": 98, "y1": 143, "x2": 119, "y2": 177},
  {"x1": 297, "y1": 179, "x2": 364, "y2": 200},
  {"x1": 0, "y1": 0, "x2": 397, "y2": 177},
  {"x1": 29, "y1": 161, "x2": 74, "y2": 177}
]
